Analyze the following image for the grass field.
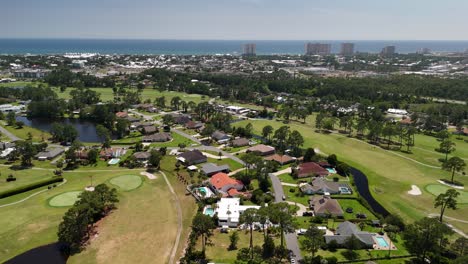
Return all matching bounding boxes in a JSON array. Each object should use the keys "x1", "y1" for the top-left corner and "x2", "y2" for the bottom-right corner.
[
  {"x1": 235, "y1": 117, "x2": 468, "y2": 233},
  {"x1": 337, "y1": 198, "x2": 378, "y2": 220},
  {"x1": 2, "y1": 123, "x2": 51, "y2": 142},
  {"x1": 425, "y1": 184, "x2": 468, "y2": 204},
  {"x1": 0, "y1": 155, "x2": 197, "y2": 263},
  {"x1": 54, "y1": 87, "x2": 209, "y2": 105},
  {"x1": 0, "y1": 170, "x2": 54, "y2": 193},
  {"x1": 48, "y1": 191, "x2": 82, "y2": 207}
]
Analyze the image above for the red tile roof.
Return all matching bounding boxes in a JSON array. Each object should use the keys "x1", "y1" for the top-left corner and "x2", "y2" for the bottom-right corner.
[
  {"x1": 296, "y1": 162, "x2": 329, "y2": 178},
  {"x1": 210, "y1": 172, "x2": 243, "y2": 190},
  {"x1": 116, "y1": 111, "x2": 128, "y2": 118},
  {"x1": 227, "y1": 189, "x2": 241, "y2": 197}
]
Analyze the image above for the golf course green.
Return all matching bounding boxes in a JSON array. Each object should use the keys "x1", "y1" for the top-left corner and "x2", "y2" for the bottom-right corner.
[
  {"x1": 425, "y1": 184, "x2": 468, "y2": 204},
  {"x1": 48, "y1": 191, "x2": 82, "y2": 207},
  {"x1": 109, "y1": 175, "x2": 143, "y2": 191}
]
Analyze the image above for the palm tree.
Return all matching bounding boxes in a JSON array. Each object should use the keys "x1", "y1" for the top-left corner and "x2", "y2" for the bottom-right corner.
[
  {"x1": 434, "y1": 189, "x2": 460, "y2": 222},
  {"x1": 439, "y1": 139, "x2": 456, "y2": 162},
  {"x1": 262, "y1": 125, "x2": 274, "y2": 142},
  {"x1": 269, "y1": 203, "x2": 296, "y2": 248},
  {"x1": 191, "y1": 213, "x2": 216, "y2": 253},
  {"x1": 187, "y1": 101, "x2": 196, "y2": 112},
  {"x1": 240, "y1": 208, "x2": 258, "y2": 260},
  {"x1": 170, "y1": 96, "x2": 181, "y2": 110},
  {"x1": 442, "y1": 157, "x2": 466, "y2": 183}
]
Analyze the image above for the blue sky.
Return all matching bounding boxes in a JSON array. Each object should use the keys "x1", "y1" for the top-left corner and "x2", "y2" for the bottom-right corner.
[{"x1": 1, "y1": 0, "x2": 467, "y2": 40}]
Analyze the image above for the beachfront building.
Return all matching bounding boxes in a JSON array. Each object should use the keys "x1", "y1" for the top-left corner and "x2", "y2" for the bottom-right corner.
[
  {"x1": 242, "y1": 43, "x2": 256, "y2": 56},
  {"x1": 305, "y1": 43, "x2": 331, "y2": 55},
  {"x1": 340, "y1": 43, "x2": 355, "y2": 56}
]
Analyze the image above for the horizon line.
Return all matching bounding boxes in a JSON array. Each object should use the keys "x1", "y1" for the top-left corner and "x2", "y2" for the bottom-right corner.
[{"x1": 2, "y1": 38, "x2": 468, "y2": 42}]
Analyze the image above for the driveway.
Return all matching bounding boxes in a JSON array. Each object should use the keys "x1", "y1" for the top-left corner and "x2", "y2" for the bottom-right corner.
[
  {"x1": 269, "y1": 173, "x2": 302, "y2": 262},
  {"x1": 0, "y1": 124, "x2": 20, "y2": 141}
]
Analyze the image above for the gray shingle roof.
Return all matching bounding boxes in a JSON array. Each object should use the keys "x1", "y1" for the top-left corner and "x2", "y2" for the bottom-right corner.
[{"x1": 201, "y1": 163, "x2": 230, "y2": 175}]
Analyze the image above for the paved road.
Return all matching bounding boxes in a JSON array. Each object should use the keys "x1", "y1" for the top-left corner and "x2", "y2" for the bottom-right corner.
[
  {"x1": 0, "y1": 124, "x2": 20, "y2": 141},
  {"x1": 269, "y1": 173, "x2": 302, "y2": 262}
]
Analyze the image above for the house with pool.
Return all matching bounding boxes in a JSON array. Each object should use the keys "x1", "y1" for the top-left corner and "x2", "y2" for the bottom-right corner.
[
  {"x1": 209, "y1": 172, "x2": 244, "y2": 197},
  {"x1": 324, "y1": 221, "x2": 395, "y2": 250},
  {"x1": 210, "y1": 198, "x2": 260, "y2": 227}
]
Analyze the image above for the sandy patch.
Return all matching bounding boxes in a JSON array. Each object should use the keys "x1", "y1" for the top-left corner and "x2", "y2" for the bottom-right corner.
[
  {"x1": 140, "y1": 171, "x2": 157, "y2": 180},
  {"x1": 437, "y1": 180, "x2": 465, "y2": 189},
  {"x1": 408, "y1": 185, "x2": 422, "y2": 195}
]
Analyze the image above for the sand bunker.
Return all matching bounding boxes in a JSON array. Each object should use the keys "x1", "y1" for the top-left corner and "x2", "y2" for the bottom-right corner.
[
  {"x1": 408, "y1": 185, "x2": 422, "y2": 195},
  {"x1": 140, "y1": 171, "x2": 157, "y2": 180}
]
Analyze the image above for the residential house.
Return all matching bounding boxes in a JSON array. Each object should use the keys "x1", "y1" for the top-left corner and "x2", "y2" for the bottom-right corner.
[
  {"x1": 133, "y1": 151, "x2": 151, "y2": 161},
  {"x1": 210, "y1": 172, "x2": 244, "y2": 196},
  {"x1": 141, "y1": 125, "x2": 158, "y2": 135},
  {"x1": 126, "y1": 116, "x2": 140, "y2": 123},
  {"x1": 75, "y1": 148, "x2": 89, "y2": 161},
  {"x1": 0, "y1": 142, "x2": 15, "y2": 150},
  {"x1": 324, "y1": 221, "x2": 375, "y2": 248},
  {"x1": 231, "y1": 138, "x2": 250, "y2": 147},
  {"x1": 100, "y1": 148, "x2": 126, "y2": 160},
  {"x1": 201, "y1": 163, "x2": 230, "y2": 176},
  {"x1": 246, "y1": 144, "x2": 275, "y2": 156},
  {"x1": 177, "y1": 150, "x2": 207, "y2": 165},
  {"x1": 0, "y1": 148, "x2": 15, "y2": 159},
  {"x1": 35, "y1": 148, "x2": 65, "y2": 161},
  {"x1": 293, "y1": 162, "x2": 329, "y2": 178},
  {"x1": 264, "y1": 154, "x2": 295, "y2": 165},
  {"x1": 136, "y1": 103, "x2": 158, "y2": 113},
  {"x1": 309, "y1": 195, "x2": 344, "y2": 218},
  {"x1": 185, "y1": 121, "x2": 204, "y2": 130},
  {"x1": 170, "y1": 113, "x2": 191, "y2": 125},
  {"x1": 116, "y1": 111, "x2": 128, "y2": 118},
  {"x1": 214, "y1": 198, "x2": 260, "y2": 227},
  {"x1": 142, "y1": 132, "x2": 172, "y2": 143},
  {"x1": 212, "y1": 131, "x2": 230, "y2": 143},
  {"x1": 300, "y1": 178, "x2": 341, "y2": 195}
]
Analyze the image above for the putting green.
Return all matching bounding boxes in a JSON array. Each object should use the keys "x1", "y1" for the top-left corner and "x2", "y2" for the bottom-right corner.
[
  {"x1": 49, "y1": 191, "x2": 82, "y2": 207},
  {"x1": 425, "y1": 184, "x2": 468, "y2": 204},
  {"x1": 109, "y1": 175, "x2": 142, "y2": 191}
]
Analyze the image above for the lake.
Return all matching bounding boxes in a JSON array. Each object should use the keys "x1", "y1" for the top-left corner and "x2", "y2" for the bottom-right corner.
[{"x1": 16, "y1": 116, "x2": 101, "y2": 143}]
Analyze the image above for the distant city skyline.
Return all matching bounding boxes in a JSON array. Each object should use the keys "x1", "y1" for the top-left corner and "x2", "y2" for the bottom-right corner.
[{"x1": 2, "y1": 0, "x2": 468, "y2": 40}]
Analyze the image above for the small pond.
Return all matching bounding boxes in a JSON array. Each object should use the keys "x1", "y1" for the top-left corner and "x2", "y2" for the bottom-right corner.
[{"x1": 16, "y1": 116, "x2": 101, "y2": 143}]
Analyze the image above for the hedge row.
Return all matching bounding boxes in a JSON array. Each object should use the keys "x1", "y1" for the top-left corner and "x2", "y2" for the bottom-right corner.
[
  {"x1": 0, "y1": 177, "x2": 64, "y2": 199},
  {"x1": 337, "y1": 254, "x2": 413, "y2": 263}
]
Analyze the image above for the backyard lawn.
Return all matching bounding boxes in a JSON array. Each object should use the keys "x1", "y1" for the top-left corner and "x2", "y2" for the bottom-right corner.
[
  {"x1": 2, "y1": 123, "x2": 51, "y2": 142},
  {"x1": 196, "y1": 229, "x2": 280, "y2": 263}
]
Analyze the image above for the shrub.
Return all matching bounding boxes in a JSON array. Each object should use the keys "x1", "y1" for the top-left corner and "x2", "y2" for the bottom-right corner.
[
  {"x1": 327, "y1": 239, "x2": 339, "y2": 252},
  {"x1": 0, "y1": 177, "x2": 63, "y2": 198},
  {"x1": 6, "y1": 174, "x2": 16, "y2": 182},
  {"x1": 333, "y1": 177, "x2": 339, "y2": 182}
]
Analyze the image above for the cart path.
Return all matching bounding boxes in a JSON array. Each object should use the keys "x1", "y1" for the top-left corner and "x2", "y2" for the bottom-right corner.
[{"x1": 159, "y1": 170, "x2": 183, "y2": 264}]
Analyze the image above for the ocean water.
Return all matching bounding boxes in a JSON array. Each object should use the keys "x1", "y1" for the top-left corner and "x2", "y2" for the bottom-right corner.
[{"x1": 0, "y1": 39, "x2": 468, "y2": 55}]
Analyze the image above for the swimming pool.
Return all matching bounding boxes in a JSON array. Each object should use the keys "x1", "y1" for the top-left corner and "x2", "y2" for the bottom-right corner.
[
  {"x1": 203, "y1": 206, "x2": 215, "y2": 217},
  {"x1": 197, "y1": 187, "x2": 214, "y2": 198},
  {"x1": 375, "y1": 236, "x2": 389, "y2": 247},
  {"x1": 108, "y1": 158, "x2": 120, "y2": 165},
  {"x1": 326, "y1": 168, "x2": 337, "y2": 174}
]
